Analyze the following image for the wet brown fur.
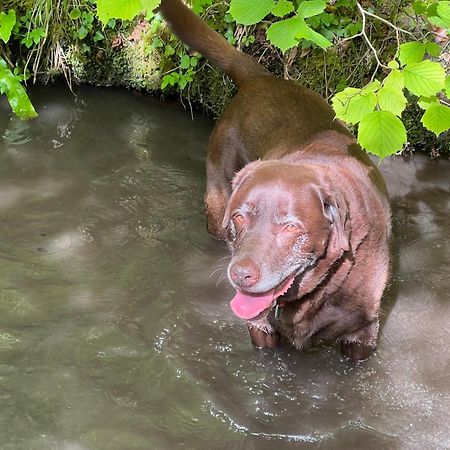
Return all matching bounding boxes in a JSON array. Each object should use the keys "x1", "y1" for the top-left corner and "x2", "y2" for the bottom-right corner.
[{"x1": 159, "y1": 0, "x2": 391, "y2": 361}]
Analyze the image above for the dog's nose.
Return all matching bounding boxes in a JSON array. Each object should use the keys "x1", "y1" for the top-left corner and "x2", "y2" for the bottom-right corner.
[{"x1": 230, "y1": 260, "x2": 260, "y2": 288}]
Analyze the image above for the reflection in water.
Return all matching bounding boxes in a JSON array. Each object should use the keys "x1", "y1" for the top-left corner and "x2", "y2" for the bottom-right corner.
[{"x1": 0, "y1": 85, "x2": 449, "y2": 449}]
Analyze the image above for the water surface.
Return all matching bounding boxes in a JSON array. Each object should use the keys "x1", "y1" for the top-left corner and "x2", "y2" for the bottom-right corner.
[{"x1": 0, "y1": 85, "x2": 449, "y2": 449}]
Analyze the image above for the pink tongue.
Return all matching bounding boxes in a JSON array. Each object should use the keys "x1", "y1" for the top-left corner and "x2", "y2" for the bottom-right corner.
[
  {"x1": 230, "y1": 291, "x2": 275, "y2": 320},
  {"x1": 230, "y1": 275, "x2": 296, "y2": 320}
]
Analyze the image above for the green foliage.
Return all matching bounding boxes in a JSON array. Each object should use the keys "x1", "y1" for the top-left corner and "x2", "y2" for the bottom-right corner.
[
  {"x1": 0, "y1": 8, "x2": 37, "y2": 119},
  {"x1": 0, "y1": 57, "x2": 37, "y2": 119},
  {"x1": 421, "y1": 103, "x2": 450, "y2": 135},
  {"x1": 403, "y1": 60, "x2": 445, "y2": 97},
  {"x1": 0, "y1": 9, "x2": 15, "y2": 43},
  {"x1": 229, "y1": 0, "x2": 275, "y2": 25},
  {"x1": 231, "y1": 0, "x2": 332, "y2": 51},
  {"x1": 332, "y1": 48, "x2": 448, "y2": 157},
  {"x1": 332, "y1": 85, "x2": 378, "y2": 125},
  {"x1": 96, "y1": 0, "x2": 160, "y2": 24},
  {"x1": 358, "y1": 111, "x2": 407, "y2": 158}
]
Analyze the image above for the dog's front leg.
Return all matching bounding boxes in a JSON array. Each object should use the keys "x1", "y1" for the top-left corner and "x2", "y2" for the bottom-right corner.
[
  {"x1": 340, "y1": 319, "x2": 379, "y2": 361},
  {"x1": 247, "y1": 320, "x2": 281, "y2": 348}
]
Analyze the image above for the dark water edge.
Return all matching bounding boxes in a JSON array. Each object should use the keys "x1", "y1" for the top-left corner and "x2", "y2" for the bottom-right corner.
[{"x1": 0, "y1": 85, "x2": 449, "y2": 450}]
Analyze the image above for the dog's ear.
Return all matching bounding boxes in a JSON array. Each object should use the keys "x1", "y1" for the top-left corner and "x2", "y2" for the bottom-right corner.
[
  {"x1": 221, "y1": 161, "x2": 262, "y2": 231},
  {"x1": 321, "y1": 191, "x2": 350, "y2": 253}
]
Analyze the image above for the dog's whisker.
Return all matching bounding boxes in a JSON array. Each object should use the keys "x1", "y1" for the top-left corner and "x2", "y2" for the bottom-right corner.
[{"x1": 209, "y1": 266, "x2": 225, "y2": 278}]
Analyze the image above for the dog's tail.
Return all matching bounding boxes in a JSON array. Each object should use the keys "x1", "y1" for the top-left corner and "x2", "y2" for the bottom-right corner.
[{"x1": 157, "y1": 0, "x2": 269, "y2": 87}]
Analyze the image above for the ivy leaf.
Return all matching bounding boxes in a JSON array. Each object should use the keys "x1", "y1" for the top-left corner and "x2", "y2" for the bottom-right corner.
[
  {"x1": 403, "y1": 60, "x2": 445, "y2": 97},
  {"x1": 97, "y1": 0, "x2": 142, "y2": 24},
  {"x1": 417, "y1": 95, "x2": 439, "y2": 110},
  {"x1": 297, "y1": 0, "x2": 326, "y2": 18},
  {"x1": 0, "y1": 9, "x2": 16, "y2": 44},
  {"x1": 272, "y1": 0, "x2": 294, "y2": 17},
  {"x1": 377, "y1": 86, "x2": 407, "y2": 116},
  {"x1": 296, "y1": 19, "x2": 332, "y2": 49},
  {"x1": 398, "y1": 42, "x2": 426, "y2": 66},
  {"x1": 267, "y1": 16, "x2": 303, "y2": 52},
  {"x1": 421, "y1": 103, "x2": 450, "y2": 135},
  {"x1": 357, "y1": 110, "x2": 407, "y2": 158},
  {"x1": 332, "y1": 87, "x2": 377, "y2": 124},
  {"x1": 0, "y1": 57, "x2": 37, "y2": 119},
  {"x1": 229, "y1": 0, "x2": 275, "y2": 25}
]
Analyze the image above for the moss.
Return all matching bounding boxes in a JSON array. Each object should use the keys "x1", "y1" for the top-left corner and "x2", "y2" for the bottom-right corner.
[{"x1": 67, "y1": 37, "x2": 161, "y2": 91}]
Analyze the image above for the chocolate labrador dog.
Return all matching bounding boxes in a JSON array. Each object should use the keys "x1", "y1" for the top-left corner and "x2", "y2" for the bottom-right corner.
[{"x1": 159, "y1": 0, "x2": 391, "y2": 361}]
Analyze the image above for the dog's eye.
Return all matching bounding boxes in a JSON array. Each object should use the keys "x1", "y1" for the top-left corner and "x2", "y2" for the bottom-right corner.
[
  {"x1": 284, "y1": 223, "x2": 300, "y2": 233},
  {"x1": 232, "y1": 213, "x2": 246, "y2": 225}
]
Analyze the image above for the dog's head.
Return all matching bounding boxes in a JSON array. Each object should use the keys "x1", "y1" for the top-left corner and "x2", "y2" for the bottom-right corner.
[{"x1": 223, "y1": 160, "x2": 350, "y2": 320}]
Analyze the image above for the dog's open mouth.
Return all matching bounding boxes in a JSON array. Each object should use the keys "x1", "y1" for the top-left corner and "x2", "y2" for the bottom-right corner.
[{"x1": 230, "y1": 273, "x2": 296, "y2": 320}]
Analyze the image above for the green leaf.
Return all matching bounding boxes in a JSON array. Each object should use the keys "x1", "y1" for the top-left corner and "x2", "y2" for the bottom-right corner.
[
  {"x1": 267, "y1": 16, "x2": 303, "y2": 52},
  {"x1": 190, "y1": 56, "x2": 199, "y2": 67},
  {"x1": 93, "y1": 31, "x2": 105, "y2": 42},
  {"x1": 417, "y1": 95, "x2": 439, "y2": 109},
  {"x1": 426, "y1": 42, "x2": 441, "y2": 57},
  {"x1": 383, "y1": 69, "x2": 404, "y2": 90},
  {"x1": 421, "y1": 103, "x2": 450, "y2": 135},
  {"x1": 164, "y1": 44, "x2": 175, "y2": 56},
  {"x1": 437, "y1": 1, "x2": 450, "y2": 27},
  {"x1": 78, "y1": 25, "x2": 88, "y2": 39},
  {"x1": 357, "y1": 110, "x2": 407, "y2": 158},
  {"x1": 141, "y1": 0, "x2": 161, "y2": 14},
  {"x1": 297, "y1": 0, "x2": 326, "y2": 18},
  {"x1": 0, "y1": 57, "x2": 37, "y2": 119},
  {"x1": 445, "y1": 75, "x2": 450, "y2": 97},
  {"x1": 296, "y1": 20, "x2": 332, "y2": 48},
  {"x1": 332, "y1": 87, "x2": 377, "y2": 124},
  {"x1": 388, "y1": 60, "x2": 399, "y2": 70},
  {"x1": 398, "y1": 42, "x2": 426, "y2": 66},
  {"x1": 180, "y1": 54, "x2": 191, "y2": 69},
  {"x1": 0, "y1": 9, "x2": 16, "y2": 43},
  {"x1": 229, "y1": 0, "x2": 275, "y2": 25},
  {"x1": 69, "y1": 8, "x2": 82, "y2": 20},
  {"x1": 97, "y1": 0, "x2": 142, "y2": 24},
  {"x1": 272, "y1": 0, "x2": 294, "y2": 17},
  {"x1": 413, "y1": 0, "x2": 428, "y2": 14},
  {"x1": 377, "y1": 86, "x2": 407, "y2": 116},
  {"x1": 362, "y1": 79, "x2": 381, "y2": 93},
  {"x1": 403, "y1": 60, "x2": 446, "y2": 97}
]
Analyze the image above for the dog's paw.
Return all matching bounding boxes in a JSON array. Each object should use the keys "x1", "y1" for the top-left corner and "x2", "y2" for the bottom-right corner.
[
  {"x1": 341, "y1": 340, "x2": 375, "y2": 362},
  {"x1": 247, "y1": 323, "x2": 280, "y2": 348}
]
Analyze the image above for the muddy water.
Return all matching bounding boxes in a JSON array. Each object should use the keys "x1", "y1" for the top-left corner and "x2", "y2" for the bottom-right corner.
[{"x1": 0, "y1": 85, "x2": 449, "y2": 450}]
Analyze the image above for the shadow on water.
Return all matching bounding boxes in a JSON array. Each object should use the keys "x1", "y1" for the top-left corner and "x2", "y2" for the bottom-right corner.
[{"x1": 0, "y1": 85, "x2": 449, "y2": 449}]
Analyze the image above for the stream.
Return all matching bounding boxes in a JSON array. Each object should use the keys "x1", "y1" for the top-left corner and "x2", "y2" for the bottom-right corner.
[{"x1": 0, "y1": 85, "x2": 449, "y2": 449}]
